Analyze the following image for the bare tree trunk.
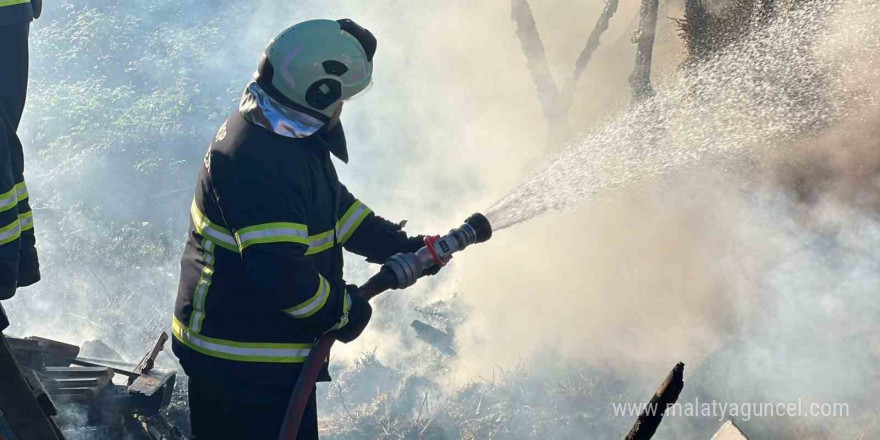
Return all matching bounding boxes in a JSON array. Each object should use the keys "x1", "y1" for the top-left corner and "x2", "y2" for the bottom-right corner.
[
  {"x1": 553, "y1": 0, "x2": 620, "y2": 151},
  {"x1": 562, "y1": 0, "x2": 621, "y2": 100},
  {"x1": 513, "y1": 0, "x2": 619, "y2": 154},
  {"x1": 511, "y1": 0, "x2": 564, "y2": 128},
  {"x1": 629, "y1": 0, "x2": 660, "y2": 103}
]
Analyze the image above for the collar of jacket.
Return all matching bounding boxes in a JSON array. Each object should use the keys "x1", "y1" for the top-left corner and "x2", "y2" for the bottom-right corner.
[{"x1": 239, "y1": 81, "x2": 350, "y2": 163}]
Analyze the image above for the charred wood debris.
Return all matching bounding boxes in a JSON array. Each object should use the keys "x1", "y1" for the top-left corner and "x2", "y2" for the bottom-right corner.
[{"x1": 1, "y1": 304, "x2": 182, "y2": 440}]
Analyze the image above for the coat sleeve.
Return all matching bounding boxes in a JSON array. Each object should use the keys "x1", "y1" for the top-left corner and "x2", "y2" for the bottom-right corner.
[
  {"x1": 210, "y1": 153, "x2": 350, "y2": 334},
  {"x1": 338, "y1": 184, "x2": 424, "y2": 264},
  {"x1": 0, "y1": 120, "x2": 20, "y2": 300},
  {"x1": 14, "y1": 157, "x2": 38, "y2": 287}
]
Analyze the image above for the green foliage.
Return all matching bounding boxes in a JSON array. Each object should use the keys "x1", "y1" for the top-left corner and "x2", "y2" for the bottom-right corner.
[{"x1": 9, "y1": 0, "x2": 250, "y2": 356}]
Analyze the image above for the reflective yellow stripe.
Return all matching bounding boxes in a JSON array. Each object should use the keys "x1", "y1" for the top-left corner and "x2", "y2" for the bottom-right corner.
[
  {"x1": 14, "y1": 182, "x2": 28, "y2": 203},
  {"x1": 0, "y1": 0, "x2": 30, "y2": 8},
  {"x1": 190, "y1": 199, "x2": 238, "y2": 252},
  {"x1": 0, "y1": 186, "x2": 16, "y2": 213},
  {"x1": 305, "y1": 229, "x2": 334, "y2": 255},
  {"x1": 283, "y1": 274, "x2": 331, "y2": 318},
  {"x1": 18, "y1": 210, "x2": 33, "y2": 231},
  {"x1": 336, "y1": 200, "x2": 371, "y2": 244},
  {"x1": 303, "y1": 200, "x2": 372, "y2": 255},
  {"x1": 235, "y1": 221, "x2": 309, "y2": 251},
  {"x1": 0, "y1": 218, "x2": 21, "y2": 246},
  {"x1": 172, "y1": 317, "x2": 312, "y2": 363},
  {"x1": 189, "y1": 239, "x2": 216, "y2": 332},
  {"x1": 190, "y1": 199, "x2": 370, "y2": 255}
]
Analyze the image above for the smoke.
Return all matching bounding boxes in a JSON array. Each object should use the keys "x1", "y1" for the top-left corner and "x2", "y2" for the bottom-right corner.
[
  {"x1": 3, "y1": 0, "x2": 880, "y2": 438},
  {"x1": 451, "y1": 0, "x2": 880, "y2": 437}
]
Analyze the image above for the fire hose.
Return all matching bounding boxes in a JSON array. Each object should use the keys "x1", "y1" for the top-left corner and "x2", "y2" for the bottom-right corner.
[{"x1": 278, "y1": 213, "x2": 493, "y2": 440}]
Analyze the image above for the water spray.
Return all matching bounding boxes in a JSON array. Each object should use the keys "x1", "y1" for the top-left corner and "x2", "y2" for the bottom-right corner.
[{"x1": 278, "y1": 213, "x2": 493, "y2": 440}]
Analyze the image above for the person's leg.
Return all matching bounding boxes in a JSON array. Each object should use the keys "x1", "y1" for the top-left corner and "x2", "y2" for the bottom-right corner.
[
  {"x1": 297, "y1": 389, "x2": 320, "y2": 440},
  {"x1": 0, "y1": 22, "x2": 29, "y2": 130},
  {"x1": 188, "y1": 373, "x2": 320, "y2": 439},
  {"x1": 230, "y1": 382, "x2": 318, "y2": 440},
  {"x1": 187, "y1": 375, "x2": 246, "y2": 440}
]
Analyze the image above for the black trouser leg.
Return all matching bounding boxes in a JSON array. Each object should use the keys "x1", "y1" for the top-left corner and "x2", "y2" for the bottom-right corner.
[
  {"x1": 188, "y1": 375, "x2": 319, "y2": 440},
  {"x1": 0, "y1": 22, "x2": 29, "y2": 130}
]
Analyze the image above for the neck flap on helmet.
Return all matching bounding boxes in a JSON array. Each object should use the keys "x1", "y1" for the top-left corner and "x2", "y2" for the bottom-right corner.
[
  {"x1": 240, "y1": 81, "x2": 323, "y2": 138},
  {"x1": 240, "y1": 81, "x2": 350, "y2": 163}
]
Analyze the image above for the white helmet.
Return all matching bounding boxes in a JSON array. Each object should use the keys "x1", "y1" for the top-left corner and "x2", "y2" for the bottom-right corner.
[{"x1": 255, "y1": 19, "x2": 376, "y2": 121}]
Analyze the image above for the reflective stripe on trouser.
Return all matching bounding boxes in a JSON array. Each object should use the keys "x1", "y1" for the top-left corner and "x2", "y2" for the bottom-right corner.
[
  {"x1": 282, "y1": 273, "x2": 331, "y2": 318},
  {"x1": 172, "y1": 317, "x2": 312, "y2": 363}
]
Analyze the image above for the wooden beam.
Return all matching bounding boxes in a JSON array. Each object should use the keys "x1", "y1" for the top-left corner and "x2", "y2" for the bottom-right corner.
[
  {"x1": 511, "y1": 0, "x2": 563, "y2": 126},
  {"x1": 623, "y1": 362, "x2": 685, "y2": 440},
  {"x1": 0, "y1": 332, "x2": 64, "y2": 440}
]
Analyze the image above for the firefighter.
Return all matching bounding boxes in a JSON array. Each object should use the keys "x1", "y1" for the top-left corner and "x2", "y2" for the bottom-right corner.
[
  {"x1": 0, "y1": 0, "x2": 41, "y2": 300},
  {"x1": 172, "y1": 19, "x2": 437, "y2": 439}
]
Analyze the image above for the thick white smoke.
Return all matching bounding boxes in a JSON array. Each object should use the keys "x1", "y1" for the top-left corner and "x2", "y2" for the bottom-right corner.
[{"x1": 5, "y1": 0, "x2": 880, "y2": 438}]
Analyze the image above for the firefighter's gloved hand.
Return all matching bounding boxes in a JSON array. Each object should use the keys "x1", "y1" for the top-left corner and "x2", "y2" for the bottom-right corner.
[{"x1": 334, "y1": 286, "x2": 372, "y2": 343}]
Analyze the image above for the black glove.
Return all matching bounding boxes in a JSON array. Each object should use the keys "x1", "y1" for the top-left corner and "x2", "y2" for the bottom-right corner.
[{"x1": 333, "y1": 285, "x2": 372, "y2": 343}]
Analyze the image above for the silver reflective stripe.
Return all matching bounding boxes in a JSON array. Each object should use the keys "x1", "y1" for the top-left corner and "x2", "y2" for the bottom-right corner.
[
  {"x1": 189, "y1": 239, "x2": 216, "y2": 333},
  {"x1": 203, "y1": 226, "x2": 237, "y2": 250},
  {"x1": 190, "y1": 199, "x2": 238, "y2": 252},
  {"x1": 303, "y1": 201, "x2": 372, "y2": 255},
  {"x1": 235, "y1": 223, "x2": 309, "y2": 250},
  {"x1": 305, "y1": 231, "x2": 334, "y2": 255},
  {"x1": 336, "y1": 202, "x2": 370, "y2": 243},
  {"x1": 179, "y1": 331, "x2": 310, "y2": 358},
  {"x1": 0, "y1": 219, "x2": 21, "y2": 245},
  {"x1": 0, "y1": 187, "x2": 15, "y2": 213},
  {"x1": 172, "y1": 317, "x2": 312, "y2": 363},
  {"x1": 14, "y1": 182, "x2": 27, "y2": 202},
  {"x1": 283, "y1": 274, "x2": 330, "y2": 318},
  {"x1": 18, "y1": 211, "x2": 33, "y2": 231}
]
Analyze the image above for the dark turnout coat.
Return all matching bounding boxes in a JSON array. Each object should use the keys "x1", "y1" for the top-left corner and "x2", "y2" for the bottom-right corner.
[{"x1": 173, "y1": 111, "x2": 422, "y2": 381}]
